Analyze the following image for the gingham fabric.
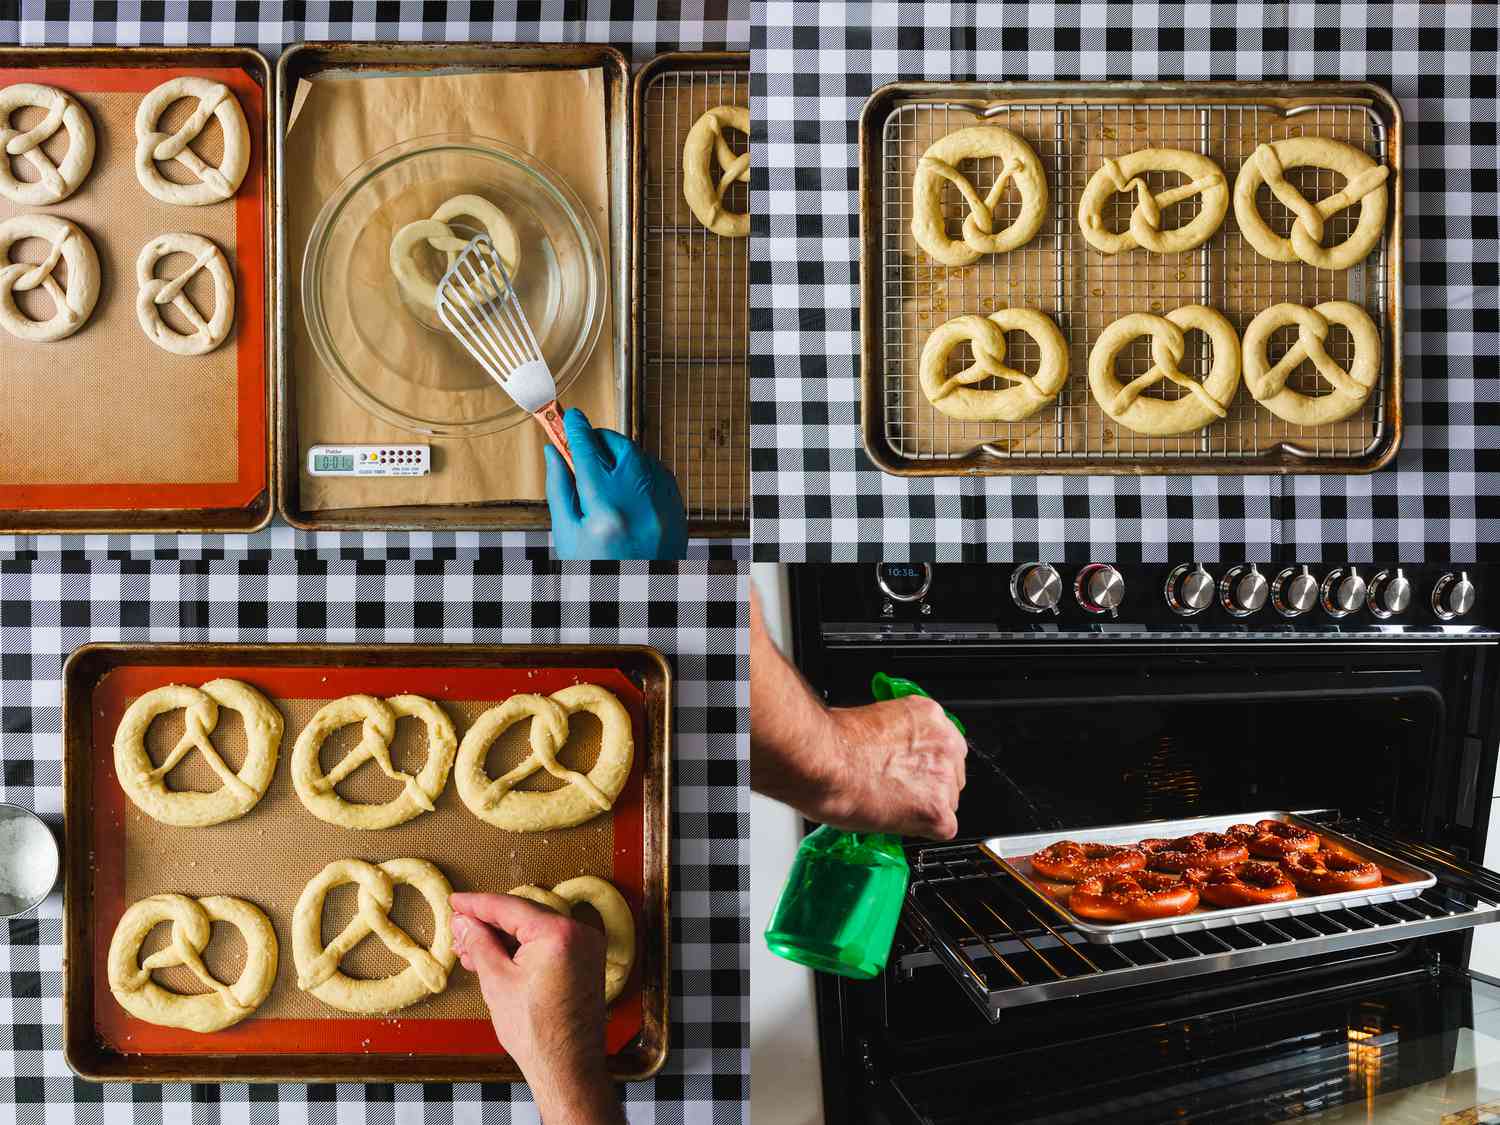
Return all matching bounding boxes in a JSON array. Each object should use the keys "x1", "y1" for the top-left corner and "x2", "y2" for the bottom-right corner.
[
  {"x1": 0, "y1": 552, "x2": 748, "y2": 1124},
  {"x1": 752, "y1": 0, "x2": 1498, "y2": 562},
  {"x1": 2, "y1": 0, "x2": 749, "y2": 562}
]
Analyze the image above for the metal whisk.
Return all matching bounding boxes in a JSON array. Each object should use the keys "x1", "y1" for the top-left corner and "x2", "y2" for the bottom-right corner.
[{"x1": 435, "y1": 234, "x2": 573, "y2": 470}]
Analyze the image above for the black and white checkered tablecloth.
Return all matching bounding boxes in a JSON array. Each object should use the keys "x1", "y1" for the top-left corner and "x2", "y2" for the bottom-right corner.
[
  {"x1": 751, "y1": 0, "x2": 1498, "y2": 562},
  {"x1": 1, "y1": 0, "x2": 750, "y2": 562},
  {"x1": 0, "y1": 550, "x2": 748, "y2": 1123}
]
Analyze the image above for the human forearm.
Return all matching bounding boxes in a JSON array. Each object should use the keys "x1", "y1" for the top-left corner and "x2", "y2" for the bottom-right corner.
[{"x1": 530, "y1": 1063, "x2": 625, "y2": 1125}]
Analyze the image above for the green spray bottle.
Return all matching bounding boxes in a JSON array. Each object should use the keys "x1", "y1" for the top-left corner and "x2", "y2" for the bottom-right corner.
[{"x1": 764, "y1": 672, "x2": 966, "y2": 979}]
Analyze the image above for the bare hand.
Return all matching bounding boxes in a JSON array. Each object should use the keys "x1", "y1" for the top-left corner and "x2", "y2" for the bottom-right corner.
[{"x1": 449, "y1": 892, "x2": 625, "y2": 1125}]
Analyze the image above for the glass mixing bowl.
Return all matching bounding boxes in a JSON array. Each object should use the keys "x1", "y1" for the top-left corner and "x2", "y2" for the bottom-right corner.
[{"x1": 302, "y1": 134, "x2": 606, "y2": 437}]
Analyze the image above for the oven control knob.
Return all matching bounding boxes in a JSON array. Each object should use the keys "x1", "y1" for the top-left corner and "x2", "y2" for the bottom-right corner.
[
  {"x1": 1367, "y1": 568, "x2": 1412, "y2": 619},
  {"x1": 1165, "y1": 563, "x2": 1214, "y2": 616},
  {"x1": 1272, "y1": 566, "x2": 1319, "y2": 618},
  {"x1": 1433, "y1": 571, "x2": 1476, "y2": 621},
  {"x1": 1321, "y1": 566, "x2": 1366, "y2": 618},
  {"x1": 1075, "y1": 564, "x2": 1124, "y2": 617},
  {"x1": 1011, "y1": 563, "x2": 1062, "y2": 616},
  {"x1": 1219, "y1": 563, "x2": 1268, "y2": 618}
]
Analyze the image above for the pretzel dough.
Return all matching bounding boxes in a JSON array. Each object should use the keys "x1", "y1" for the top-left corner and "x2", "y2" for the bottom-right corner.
[
  {"x1": 1233, "y1": 137, "x2": 1389, "y2": 269},
  {"x1": 0, "y1": 214, "x2": 99, "y2": 342},
  {"x1": 114, "y1": 679, "x2": 283, "y2": 827},
  {"x1": 911, "y1": 125, "x2": 1047, "y2": 266},
  {"x1": 1078, "y1": 148, "x2": 1227, "y2": 255},
  {"x1": 1242, "y1": 300, "x2": 1381, "y2": 426},
  {"x1": 507, "y1": 876, "x2": 636, "y2": 1004},
  {"x1": 918, "y1": 307, "x2": 1068, "y2": 422},
  {"x1": 389, "y1": 194, "x2": 522, "y2": 311},
  {"x1": 136, "y1": 232, "x2": 235, "y2": 355},
  {"x1": 682, "y1": 105, "x2": 749, "y2": 237},
  {"x1": 293, "y1": 858, "x2": 456, "y2": 1014},
  {"x1": 135, "y1": 76, "x2": 249, "y2": 206},
  {"x1": 291, "y1": 694, "x2": 456, "y2": 830},
  {"x1": 1088, "y1": 306, "x2": 1242, "y2": 435},
  {"x1": 0, "y1": 83, "x2": 95, "y2": 205},
  {"x1": 455, "y1": 683, "x2": 634, "y2": 832},
  {"x1": 107, "y1": 893, "x2": 277, "y2": 1032}
]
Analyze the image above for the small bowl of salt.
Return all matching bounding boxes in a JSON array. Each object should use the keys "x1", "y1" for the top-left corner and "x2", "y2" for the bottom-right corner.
[{"x1": 0, "y1": 804, "x2": 58, "y2": 917}]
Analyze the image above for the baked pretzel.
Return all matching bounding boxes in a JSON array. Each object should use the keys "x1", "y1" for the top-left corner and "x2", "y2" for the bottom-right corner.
[
  {"x1": 1233, "y1": 137, "x2": 1389, "y2": 270},
  {"x1": 136, "y1": 232, "x2": 235, "y2": 355},
  {"x1": 1227, "y1": 819, "x2": 1321, "y2": 860},
  {"x1": 1069, "y1": 870, "x2": 1199, "y2": 922},
  {"x1": 1077, "y1": 148, "x2": 1227, "y2": 255},
  {"x1": 1030, "y1": 840, "x2": 1145, "y2": 883},
  {"x1": 293, "y1": 857, "x2": 456, "y2": 1014},
  {"x1": 911, "y1": 125, "x2": 1047, "y2": 266},
  {"x1": 1199, "y1": 860, "x2": 1298, "y2": 908},
  {"x1": 0, "y1": 82, "x2": 95, "y2": 205},
  {"x1": 1242, "y1": 300, "x2": 1380, "y2": 427},
  {"x1": 918, "y1": 307, "x2": 1068, "y2": 422},
  {"x1": 508, "y1": 877, "x2": 636, "y2": 1003},
  {"x1": 135, "y1": 76, "x2": 249, "y2": 206},
  {"x1": 108, "y1": 893, "x2": 277, "y2": 1032},
  {"x1": 1087, "y1": 305, "x2": 1242, "y2": 436},
  {"x1": 0, "y1": 214, "x2": 100, "y2": 343},
  {"x1": 1140, "y1": 832, "x2": 1248, "y2": 873},
  {"x1": 682, "y1": 105, "x2": 749, "y2": 237},
  {"x1": 1282, "y1": 849, "x2": 1381, "y2": 895}
]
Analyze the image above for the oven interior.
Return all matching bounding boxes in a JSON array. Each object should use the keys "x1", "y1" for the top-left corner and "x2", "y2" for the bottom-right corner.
[{"x1": 790, "y1": 570, "x2": 1500, "y2": 1124}]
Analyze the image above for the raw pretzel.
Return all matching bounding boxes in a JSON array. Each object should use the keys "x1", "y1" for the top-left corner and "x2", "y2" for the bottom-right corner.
[
  {"x1": 682, "y1": 105, "x2": 749, "y2": 238},
  {"x1": 911, "y1": 125, "x2": 1047, "y2": 266},
  {"x1": 113, "y1": 679, "x2": 283, "y2": 828},
  {"x1": 507, "y1": 876, "x2": 636, "y2": 1004},
  {"x1": 1242, "y1": 300, "x2": 1380, "y2": 426},
  {"x1": 0, "y1": 82, "x2": 95, "y2": 205},
  {"x1": 293, "y1": 857, "x2": 456, "y2": 1014},
  {"x1": 0, "y1": 213, "x2": 99, "y2": 342},
  {"x1": 135, "y1": 76, "x2": 249, "y2": 206},
  {"x1": 135, "y1": 232, "x2": 235, "y2": 355},
  {"x1": 290, "y1": 694, "x2": 456, "y2": 830},
  {"x1": 389, "y1": 194, "x2": 522, "y2": 311},
  {"x1": 1233, "y1": 137, "x2": 1389, "y2": 270},
  {"x1": 918, "y1": 307, "x2": 1068, "y2": 422},
  {"x1": 107, "y1": 893, "x2": 277, "y2": 1032},
  {"x1": 455, "y1": 683, "x2": 634, "y2": 832},
  {"x1": 1087, "y1": 305, "x2": 1242, "y2": 436},
  {"x1": 1077, "y1": 148, "x2": 1227, "y2": 255}
]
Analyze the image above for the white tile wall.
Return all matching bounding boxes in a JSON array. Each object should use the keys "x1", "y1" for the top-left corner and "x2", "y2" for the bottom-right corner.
[{"x1": 1470, "y1": 797, "x2": 1500, "y2": 977}]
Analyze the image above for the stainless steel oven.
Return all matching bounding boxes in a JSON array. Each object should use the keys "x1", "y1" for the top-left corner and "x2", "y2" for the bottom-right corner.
[{"x1": 787, "y1": 563, "x2": 1500, "y2": 1124}]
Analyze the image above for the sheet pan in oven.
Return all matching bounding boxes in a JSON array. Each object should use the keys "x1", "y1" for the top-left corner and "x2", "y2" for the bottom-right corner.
[{"x1": 979, "y1": 810, "x2": 1436, "y2": 945}]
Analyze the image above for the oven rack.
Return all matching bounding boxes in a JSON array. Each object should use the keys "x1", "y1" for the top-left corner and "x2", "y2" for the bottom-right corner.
[{"x1": 897, "y1": 817, "x2": 1500, "y2": 1024}]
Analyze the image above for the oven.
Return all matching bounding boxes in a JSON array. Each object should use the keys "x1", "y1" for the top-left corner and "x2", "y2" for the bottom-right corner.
[{"x1": 786, "y1": 563, "x2": 1500, "y2": 1124}]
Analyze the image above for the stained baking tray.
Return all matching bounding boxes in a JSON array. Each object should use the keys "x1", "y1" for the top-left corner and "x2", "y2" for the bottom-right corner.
[
  {"x1": 274, "y1": 42, "x2": 631, "y2": 532},
  {"x1": 61, "y1": 642, "x2": 670, "y2": 1083},
  {"x1": 632, "y1": 51, "x2": 750, "y2": 539},
  {"x1": 981, "y1": 810, "x2": 1435, "y2": 945},
  {"x1": 860, "y1": 81, "x2": 1404, "y2": 476},
  {"x1": 0, "y1": 46, "x2": 274, "y2": 533}
]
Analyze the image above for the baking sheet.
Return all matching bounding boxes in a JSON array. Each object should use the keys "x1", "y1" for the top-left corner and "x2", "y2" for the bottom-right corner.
[
  {"x1": 0, "y1": 54, "x2": 269, "y2": 527},
  {"x1": 981, "y1": 810, "x2": 1436, "y2": 945},
  {"x1": 860, "y1": 82, "x2": 1404, "y2": 476},
  {"x1": 62, "y1": 644, "x2": 670, "y2": 1083}
]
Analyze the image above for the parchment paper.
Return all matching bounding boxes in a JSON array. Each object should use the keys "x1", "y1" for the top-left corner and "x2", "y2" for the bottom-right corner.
[{"x1": 287, "y1": 69, "x2": 618, "y2": 511}]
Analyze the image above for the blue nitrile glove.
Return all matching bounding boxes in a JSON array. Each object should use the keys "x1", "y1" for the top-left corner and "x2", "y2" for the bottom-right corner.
[{"x1": 545, "y1": 408, "x2": 689, "y2": 560}]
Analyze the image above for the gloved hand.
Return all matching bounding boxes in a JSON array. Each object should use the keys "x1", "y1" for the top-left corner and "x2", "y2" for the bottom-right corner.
[{"x1": 545, "y1": 408, "x2": 688, "y2": 560}]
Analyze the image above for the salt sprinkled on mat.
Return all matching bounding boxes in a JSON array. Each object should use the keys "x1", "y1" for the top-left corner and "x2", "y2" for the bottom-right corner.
[{"x1": 0, "y1": 816, "x2": 54, "y2": 905}]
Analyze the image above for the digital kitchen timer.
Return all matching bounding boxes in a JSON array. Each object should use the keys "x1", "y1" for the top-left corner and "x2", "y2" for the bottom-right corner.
[{"x1": 307, "y1": 444, "x2": 431, "y2": 477}]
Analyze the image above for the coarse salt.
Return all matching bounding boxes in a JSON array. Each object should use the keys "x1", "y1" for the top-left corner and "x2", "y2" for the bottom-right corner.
[{"x1": 0, "y1": 815, "x2": 55, "y2": 903}]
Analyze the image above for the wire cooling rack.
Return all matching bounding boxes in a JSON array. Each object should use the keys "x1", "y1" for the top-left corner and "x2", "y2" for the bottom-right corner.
[
  {"x1": 639, "y1": 63, "x2": 749, "y2": 530},
  {"x1": 879, "y1": 98, "x2": 1390, "y2": 465}
]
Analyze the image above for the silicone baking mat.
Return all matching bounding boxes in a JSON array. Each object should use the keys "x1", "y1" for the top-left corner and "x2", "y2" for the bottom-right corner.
[
  {"x1": 86, "y1": 663, "x2": 645, "y2": 1058},
  {"x1": 0, "y1": 63, "x2": 267, "y2": 512}
]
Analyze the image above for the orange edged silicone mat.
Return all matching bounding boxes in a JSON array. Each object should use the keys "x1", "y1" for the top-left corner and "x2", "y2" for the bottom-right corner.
[
  {"x1": 0, "y1": 48, "x2": 271, "y2": 533},
  {"x1": 61, "y1": 644, "x2": 671, "y2": 1083}
]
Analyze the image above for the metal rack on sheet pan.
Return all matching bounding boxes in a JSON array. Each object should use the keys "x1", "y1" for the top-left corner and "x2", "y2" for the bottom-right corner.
[
  {"x1": 897, "y1": 815, "x2": 1500, "y2": 1024},
  {"x1": 634, "y1": 52, "x2": 749, "y2": 537},
  {"x1": 859, "y1": 82, "x2": 1404, "y2": 476}
]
